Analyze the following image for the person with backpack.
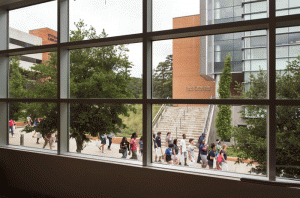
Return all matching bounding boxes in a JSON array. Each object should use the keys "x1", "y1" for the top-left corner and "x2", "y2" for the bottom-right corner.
[
  {"x1": 207, "y1": 143, "x2": 217, "y2": 169},
  {"x1": 164, "y1": 144, "x2": 174, "y2": 164},
  {"x1": 173, "y1": 139, "x2": 179, "y2": 165},
  {"x1": 199, "y1": 140, "x2": 208, "y2": 168}
]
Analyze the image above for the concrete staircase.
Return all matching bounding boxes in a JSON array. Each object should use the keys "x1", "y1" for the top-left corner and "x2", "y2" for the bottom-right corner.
[{"x1": 153, "y1": 105, "x2": 209, "y2": 149}]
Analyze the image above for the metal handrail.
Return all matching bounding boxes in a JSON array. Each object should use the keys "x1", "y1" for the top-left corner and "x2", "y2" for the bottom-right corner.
[{"x1": 152, "y1": 97, "x2": 169, "y2": 128}]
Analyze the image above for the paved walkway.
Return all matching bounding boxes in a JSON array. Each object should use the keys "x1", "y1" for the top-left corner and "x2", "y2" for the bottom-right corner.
[{"x1": 9, "y1": 127, "x2": 258, "y2": 175}]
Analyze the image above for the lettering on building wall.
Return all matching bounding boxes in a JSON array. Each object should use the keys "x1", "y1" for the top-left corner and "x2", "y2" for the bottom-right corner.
[
  {"x1": 48, "y1": 34, "x2": 57, "y2": 42},
  {"x1": 186, "y1": 86, "x2": 211, "y2": 91}
]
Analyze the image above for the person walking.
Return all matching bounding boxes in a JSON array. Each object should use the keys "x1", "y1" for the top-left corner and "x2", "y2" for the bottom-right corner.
[
  {"x1": 165, "y1": 132, "x2": 173, "y2": 148},
  {"x1": 43, "y1": 133, "x2": 53, "y2": 150},
  {"x1": 208, "y1": 143, "x2": 217, "y2": 170},
  {"x1": 155, "y1": 132, "x2": 163, "y2": 162},
  {"x1": 27, "y1": 116, "x2": 32, "y2": 127},
  {"x1": 120, "y1": 137, "x2": 130, "y2": 158},
  {"x1": 9, "y1": 119, "x2": 15, "y2": 138},
  {"x1": 173, "y1": 139, "x2": 179, "y2": 165},
  {"x1": 164, "y1": 144, "x2": 174, "y2": 164},
  {"x1": 99, "y1": 133, "x2": 107, "y2": 153},
  {"x1": 107, "y1": 133, "x2": 114, "y2": 151},
  {"x1": 180, "y1": 134, "x2": 188, "y2": 166},
  {"x1": 129, "y1": 132, "x2": 138, "y2": 160},
  {"x1": 139, "y1": 136, "x2": 143, "y2": 155},
  {"x1": 216, "y1": 139, "x2": 222, "y2": 170},
  {"x1": 197, "y1": 133, "x2": 206, "y2": 163},
  {"x1": 220, "y1": 144, "x2": 228, "y2": 171},
  {"x1": 187, "y1": 139, "x2": 196, "y2": 167},
  {"x1": 199, "y1": 140, "x2": 208, "y2": 168}
]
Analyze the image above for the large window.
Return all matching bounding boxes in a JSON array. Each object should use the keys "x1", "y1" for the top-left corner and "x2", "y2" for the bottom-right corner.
[{"x1": 1, "y1": 0, "x2": 300, "y2": 183}]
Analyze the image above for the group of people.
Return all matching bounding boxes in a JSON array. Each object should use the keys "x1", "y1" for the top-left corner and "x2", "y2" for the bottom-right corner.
[
  {"x1": 152, "y1": 131, "x2": 228, "y2": 171},
  {"x1": 119, "y1": 132, "x2": 143, "y2": 160}
]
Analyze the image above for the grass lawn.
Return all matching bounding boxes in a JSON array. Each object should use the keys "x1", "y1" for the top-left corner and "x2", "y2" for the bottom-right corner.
[
  {"x1": 226, "y1": 147, "x2": 239, "y2": 158},
  {"x1": 118, "y1": 104, "x2": 162, "y2": 138}
]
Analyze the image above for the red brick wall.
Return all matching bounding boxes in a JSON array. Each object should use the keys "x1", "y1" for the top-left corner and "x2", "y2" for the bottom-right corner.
[
  {"x1": 173, "y1": 15, "x2": 215, "y2": 106},
  {"x1": 29, "y1": 28, "x2": 57, "y2": 62}
]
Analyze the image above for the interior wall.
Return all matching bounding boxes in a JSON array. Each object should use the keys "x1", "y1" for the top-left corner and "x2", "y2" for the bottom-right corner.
[{"x1": 0, "y1": 148, "x2": 299, "y2": 198}]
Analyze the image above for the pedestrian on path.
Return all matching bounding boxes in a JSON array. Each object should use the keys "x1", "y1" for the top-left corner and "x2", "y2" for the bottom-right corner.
[
  {"x1": 199, "y1": 140, "x2": 208, "y2": 168},
  {"x1": 208, "y1": 143, "x2": 217, "y2": 169},
  {"x1": 43, "y1": 133, "x2": 53, "y2": 149},
  {"x1": 187, "y1": 139, "x2": 196, "y2": 167},
  {"x1": 129, "y1": 132, "x2": 138, "y2": 160},
  {"x1": 173, "y1": 139, "x2": 179, "y2": 165},
  {"x1": 220, "y1": 144, "x2": 228, "y2": 171},
  {"x1": 164, "y1": 144, "x2": 174, "y2": 164},
  {"x1": 139, "y1": 136, "x2": 143, "y2": 155},
  {"x1": 9, "y1": 119, "x2": 16, "y2": 138},
  {"x1": 155, "y1": 132, "x2": 163, "y2": 162},
  {"x1": 165, "y1": 132, "x2": 173, "y2": 148},
  {"x1": 197, "y1": 133, "x2": 206, "y2": 163},
  {"x1": 120, "y1": 137, "x2": 129, "y2": 158},
  {"x1": 180, "y1": 134, "x2": 188, "y2": 166},
  {"x1": 99, "y1": 133, "x2": 107, "y2": 153}
]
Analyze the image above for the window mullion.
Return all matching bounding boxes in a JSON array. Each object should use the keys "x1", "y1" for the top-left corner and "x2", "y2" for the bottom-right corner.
[
  {"x1": 142, "y1": 0, "x2": 152, "y2": 166},
  {"x1": 58, "y1": 0, "x2": 70, "y2": 155},
  {"x1": 0, "y1": 8, "x2": 9, "y2": 145},
  {"x1": 267, "y1": 0, "x2": 276, "y2": 181}
]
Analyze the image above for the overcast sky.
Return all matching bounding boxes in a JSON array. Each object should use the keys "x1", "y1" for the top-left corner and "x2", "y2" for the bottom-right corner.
[{"x1": 9, "y1": 0, "x2": 199, "y2": 78}]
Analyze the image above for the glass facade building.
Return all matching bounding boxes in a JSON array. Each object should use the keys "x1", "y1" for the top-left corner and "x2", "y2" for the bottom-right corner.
[{"x1": 205, "y1": 0, "x2": 300, "y2": 92}]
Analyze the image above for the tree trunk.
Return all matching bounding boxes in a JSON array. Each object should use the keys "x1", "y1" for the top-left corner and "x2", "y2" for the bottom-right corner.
[{"x1": 76, "y1": 137, "x2": 83, "y2": 153}]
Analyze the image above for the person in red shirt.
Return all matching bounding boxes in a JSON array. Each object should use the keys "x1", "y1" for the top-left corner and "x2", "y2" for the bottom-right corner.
[
  {"x1": 129, "y1": 132, "x2": 138, "y2": 160},
  {"x1": 9, "y1": 119, "x2": 16, "y2": 138}
]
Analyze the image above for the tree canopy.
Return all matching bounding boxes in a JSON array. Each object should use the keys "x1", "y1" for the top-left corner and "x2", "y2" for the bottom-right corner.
[
  {"x1": 12, "y1": 20, "x2": 136, "y2": 152},
  {"x1": 232, "y1": 58, "x2": 300, "y2": 178},
  {"x1": 216, "y1": 54, "x2": 232, "y2": 141}
]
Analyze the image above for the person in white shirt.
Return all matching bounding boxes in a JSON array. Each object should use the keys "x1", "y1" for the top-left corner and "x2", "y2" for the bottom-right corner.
[
  {"x1": 180, "y1": 134, "x2": 188, "y2": 166},
  {"x1": 187, "y1": 139, "x2": 196, "y2": 167}
]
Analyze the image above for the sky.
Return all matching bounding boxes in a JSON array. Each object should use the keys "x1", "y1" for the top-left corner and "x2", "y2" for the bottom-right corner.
[{"x1": 9, "y1": 0, "x2": 200, "y2": 78}]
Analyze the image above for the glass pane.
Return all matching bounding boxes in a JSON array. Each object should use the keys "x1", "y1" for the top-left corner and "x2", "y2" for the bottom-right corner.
[
  {"x1": 152, "y1": 104, "x2": 266, "y2": 177},
  {"x1": 276, "y1": 34, "x2": 289, "y2": 45},
  {"x1": 251, "y1": 1, "x2": 266, "y2": 13},
  {"x1": 276, "y1": 106, "x2": 300, "y2": 180},
  {"x1": 276, "y1": 0, "x2": 289, "y2": 10},
  {"x1": 69, "y1": 103, "x2": 142, "y2": 164},
  {"x1": 9, "y1": 102, "x2": 58, "y2": 152},
  {"x1": 251, "y1": 36, "x2": 267, "y2": 48},
  {"x1": 70, "y1": 0, "x2": 142, "y2": 39},
  {"x1": 70, "y1": 43, "x2": 142, "y2": 99},
  {"x1": 289, "y1": 45, "x2": 300, "y2": 57},
  {"x1": 276, "y1": 0, "x2": 300, "y2": 16},
  {"x1": 251, "y1": 48, "x2": 267, "y2": 59},
  {"x1": 9, "y1": 1, "x2": 57, "y2": 49},
  {"x1": 276, "y1": 46, "x2": 289, "y2": 58},
  {"x1": 9, "y1": 52, "x2": 57, "y2": 99}
]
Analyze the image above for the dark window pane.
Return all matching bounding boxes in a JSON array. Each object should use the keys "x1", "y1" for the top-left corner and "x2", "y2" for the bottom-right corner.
[{"x1": 234, "y1": 39, "x2": 243, "y2": 50}]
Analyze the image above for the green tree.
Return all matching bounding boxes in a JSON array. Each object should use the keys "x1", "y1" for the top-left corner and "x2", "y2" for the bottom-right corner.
[
  {"x1": 215, "y1": 55, "x2": 232, "y2": 140},
  {"x1": 20, "y1": 20, "x2": 136, "y2": 153},
  {"x1": 232, "y1": 58, "x2": 300, "y2": 178},
  {"x1": 8, "y1": 56, "x2": 27, "y2": 121},
  {"x1": 128, "y1": 77, "x2": 142, "y2": 99},
  {"x1": 153, "y1": 55, "x2": 172, "y2": 99}
]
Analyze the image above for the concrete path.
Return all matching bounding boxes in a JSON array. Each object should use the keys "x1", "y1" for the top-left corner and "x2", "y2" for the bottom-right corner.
[{"x1": 9, "y1": 127, "x2": 258, "y2": 175}]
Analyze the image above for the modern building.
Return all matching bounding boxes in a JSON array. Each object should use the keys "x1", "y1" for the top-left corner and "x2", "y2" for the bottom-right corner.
[
  {"x1": 9, "y1": 27, "x2": 57, "y2": 70},
  {"x1": 173, "y1": 0, "x2": 300, "y2": 144}
]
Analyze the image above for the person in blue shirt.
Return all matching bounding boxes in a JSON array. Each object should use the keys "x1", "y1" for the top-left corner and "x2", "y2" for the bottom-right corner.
[
  {"x1": 199, "y1": 140, "x2": 208, "y2": 168},
  {"x1": 164, "y1": 144, "x2": 174, "y2": 164},
  {"x1": 197, "y1": 133, "x2": 206, "y2": 163},
  {"x1": 139, "y1": 136, "x2": 143, "y2": 154}
]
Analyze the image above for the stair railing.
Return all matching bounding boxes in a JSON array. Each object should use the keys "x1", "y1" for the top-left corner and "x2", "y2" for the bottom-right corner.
[
  {"x1": 203, "y1": 96, "x2": 214, "y2": 145},
  {"x1": 152, "y1": 97, "x2": 169, "y2": 128}
]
